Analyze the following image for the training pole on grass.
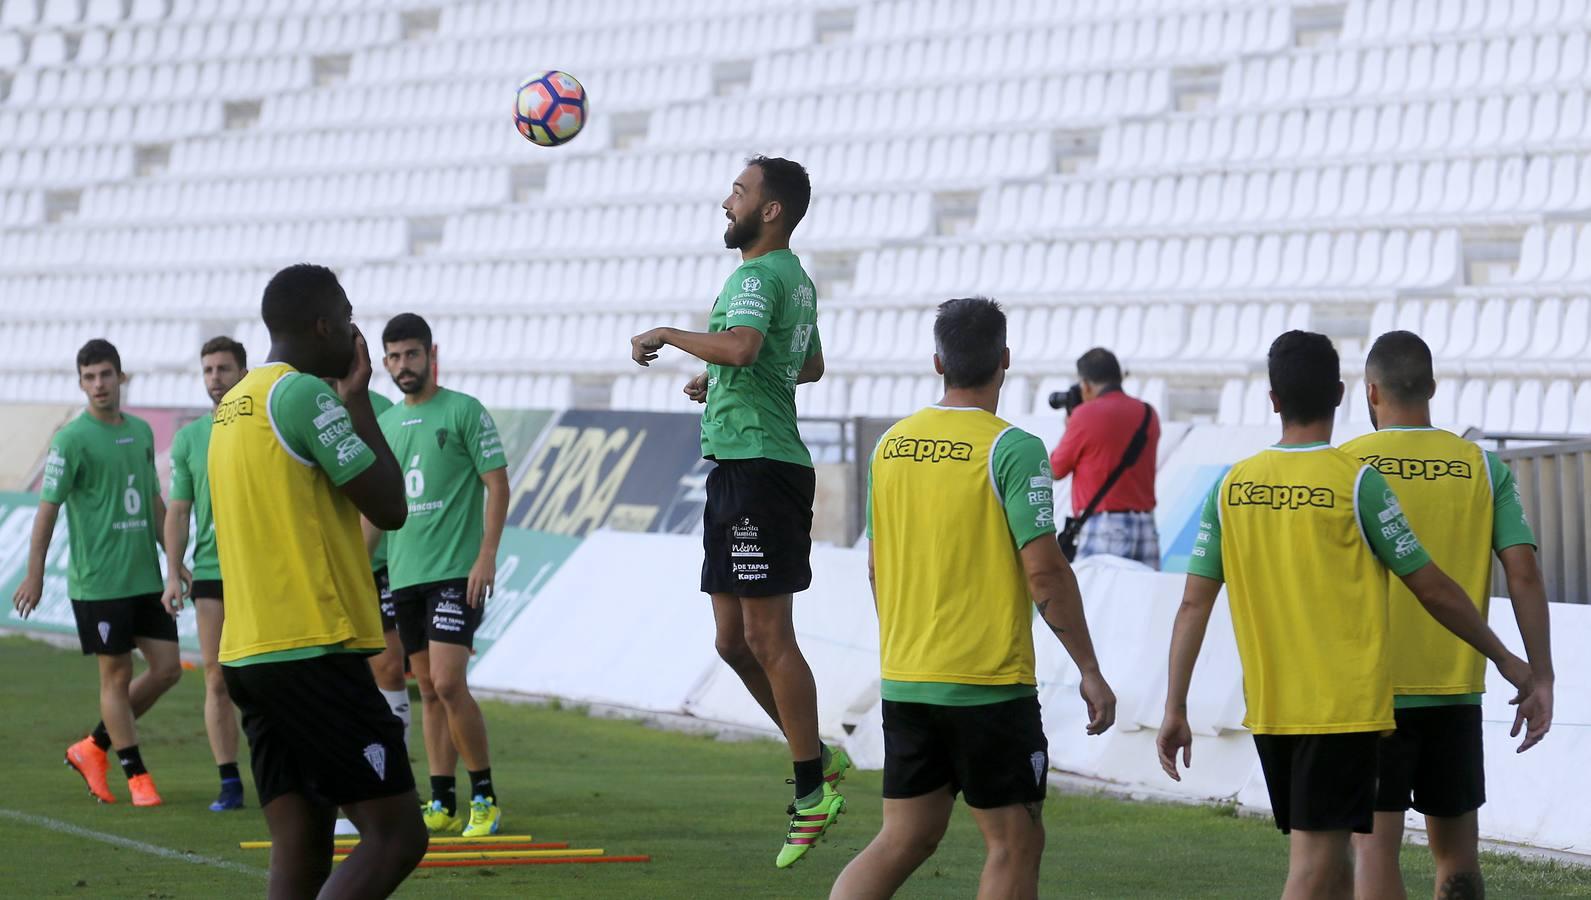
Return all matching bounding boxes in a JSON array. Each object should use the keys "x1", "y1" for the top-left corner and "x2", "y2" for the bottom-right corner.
[
  {"x1": 334, "y1": 842, "x2": 567, "y2": 855},
  {"x1": 418, "y1": 855, "x2": 652, "y2": 869},
  {"x1": 241, "y1": 834, "x2": 537, "y2": 849}
]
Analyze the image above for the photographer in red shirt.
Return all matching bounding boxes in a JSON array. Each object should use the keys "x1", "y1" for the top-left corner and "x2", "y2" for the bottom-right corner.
[{"x1": 1049, "y1": 348, "x2": 1161, "y2": 568}]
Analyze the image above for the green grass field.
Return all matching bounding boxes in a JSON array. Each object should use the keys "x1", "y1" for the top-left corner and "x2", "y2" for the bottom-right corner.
[{"x1": 1, "y1": 636, "x2": 1587, "y2": 898}]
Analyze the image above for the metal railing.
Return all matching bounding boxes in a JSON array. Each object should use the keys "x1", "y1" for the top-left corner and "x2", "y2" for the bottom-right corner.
[{"x1": 1493, "y1": 436, "x2": 1591, "y2": 605}]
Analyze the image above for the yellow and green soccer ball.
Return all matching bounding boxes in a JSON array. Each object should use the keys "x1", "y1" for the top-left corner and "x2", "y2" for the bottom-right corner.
[{"x1": 514, "y1": 70, "x2": 587, "y2": 147}]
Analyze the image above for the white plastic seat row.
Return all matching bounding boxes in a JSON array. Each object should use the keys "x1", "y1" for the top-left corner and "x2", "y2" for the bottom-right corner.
[
  {"x1": 440, "y1": 0, "x2": 827, "y2": 35},
  {"x1": 654, "y1": 70, "x2": 1168, "y2": 148},
  {"x1": 276, "y1": 64, "x2": 710, "y2": 126},
  {"x1": 848, "y1": 230, "x2": 1460, "y2": 299},
  {"x1": 1341, "y1": 0, "x2": 1591, "y2": 44},
  {"x1": 167, "y1": 118, "x2": 610, "y2": 177},
  {"x1": 548, "y1": 132, "x2": 1050, "y2": 200},
  {"x1": 0, "y1": 102, "x2": 222, "y2": 148},
  {"x1": 1333, "y1": 374, "x2": 1591, "y2": 435},
  {"x1": 163, "y1": 0, "x2": 433, "y2": 22},
  {"x1": 339, "y1": 256, "x2": 735, "y2": 312},
  {"x1": 977, "y1": 153, "x2": 1591, "y2": 235},
  {"x1": 0, "y1": 319, "x2": 201, "y2": 371},
  {"x1": 6, "y1": 58, "x2": 312, "y2": 107},
  {"x1": 1511, "y1": 222, "x2": 1591, "y2": 284},
  {"x1": 439, "y1": 193, "x2": 932, "y2": 257},
  {"x1": 418, "y1": 312, "x2": 696, "y2": 370},
  {"x1": 0, "y1": 371, "x2": 86, "y2": 405},
  {"x1": 77, "y1": 168, "x2": 511, "y2": 223},
  {"x1": 1367, "y1": 296, "x2": 1591, "y2": 372},
  {"x1": 1221, "y1": 30, "x2": 1591, "y2": 109},
  {"x1": 610, "y1": 372, "x2": 708, "y2": 414},
  {"x1": 0, "y1": 191, "x2": 45, "y2": 227},
  {"x1": 64, "y1": 13, "x2": 401, "y2": 67},
  {"x1": 0, "y1": 146, "x2": 133, "y2": 188},
  {"x1": 0, "y1": 219, "x2": 407, "y2": 271},
  {"x1": 855, "y1": 0, "x2": 1290, "y2": 57},
  {"x1": 348, "y1": 13, "x2": 815, "y2": 82},
  {"x1": 0, "y1": 269, "x2": 275, "y2": 317},
  {"x1": 1101, "y1": 87, "x2": 1591, "y2": 171},
  {"x1": 436, "y1": 373, "x2": 572, "y2": 411}
]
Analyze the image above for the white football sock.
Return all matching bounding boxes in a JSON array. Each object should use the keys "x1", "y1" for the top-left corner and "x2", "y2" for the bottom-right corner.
[{"x1": 380, "y1": 687, "x2": 411, "y2": 749}]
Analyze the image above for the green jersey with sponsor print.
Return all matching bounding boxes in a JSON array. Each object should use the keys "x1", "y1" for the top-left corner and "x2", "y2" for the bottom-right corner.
[
  {"x1": 40, "y1": 412, "x2": 164, "y2": 601},
  {"x1": 378, "y1": 388, "x2": 507, "y2": 590},
  {"x1": 701, "y1": 249, "x2": 821, "y2": 468},
  {"x1": 168, "y1": 413, "x2": 219, "y2": 580}
]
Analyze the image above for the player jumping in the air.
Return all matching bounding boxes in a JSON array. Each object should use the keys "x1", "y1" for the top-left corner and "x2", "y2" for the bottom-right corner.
[
  {"x1": 831, "y1": 298, "x2": 1116, "y2": 900},
  {"x1": 12, "y1": 339, "x2": 183, "y2": 808},
  {"x1": 209, "y1": 264, "x2": 426, "y2": 897},
  {"x1": 1157, "y1": 331, "x2": 1545, "y2": 900},
  {"x1": 1344, "y1": 331, "x2": 1554, "y2": 900},
  {"x1": 630, "y1": 156, "x2": 850, "y2": 867},
  {"x1": 374, "y1": 312, "x2": 510, "y2": 838},
  {"x1": 159, "y1": 336, "x2": 249, "y2": 812}
]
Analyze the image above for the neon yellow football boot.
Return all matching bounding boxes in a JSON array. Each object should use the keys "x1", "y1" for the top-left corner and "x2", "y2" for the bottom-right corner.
[
  {"x1": 823, "y1": 744, "x2": 852, "y2": 787},
  {"x1": 775, "y1": 782, "x2": 845, "y2": 868},
  {"x1": 420, "y1": 799, "x2": 463, "y2": 833},
  {"x1": 462, "y1": 794, "x2": 502, "y2": 838}
]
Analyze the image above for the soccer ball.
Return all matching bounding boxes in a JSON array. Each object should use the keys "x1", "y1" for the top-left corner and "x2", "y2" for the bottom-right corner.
[{"x1": 514, "y1": 71, "x2": 587, "y2": 147}]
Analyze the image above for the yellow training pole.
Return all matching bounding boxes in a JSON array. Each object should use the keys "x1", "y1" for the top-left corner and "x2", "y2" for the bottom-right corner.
[{"x1": 241, "y1": 835, "x2": 536, "y2": 850}]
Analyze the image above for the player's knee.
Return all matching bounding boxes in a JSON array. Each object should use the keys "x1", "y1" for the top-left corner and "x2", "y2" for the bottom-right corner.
[
  {"x1": 202, "y1": 660, "x2": 227, "y2": 692},
  {"x1": 742, "y1": 626, "x2": 792, "y2": 666},
  {"x1": 714, "y1": 633, "x2": 756, "y2": 669},
  {"x1": 431, "y1": 671, "x2": 470, "y2": 706},
  {"x1": 152, "y1": 659, "x2": 183, "y2": 690}
]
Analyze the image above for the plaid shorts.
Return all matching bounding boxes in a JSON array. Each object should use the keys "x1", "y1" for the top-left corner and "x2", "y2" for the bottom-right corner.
[{"x1": 1076, "y1": 511, "x2": 1161, "y2": 569}]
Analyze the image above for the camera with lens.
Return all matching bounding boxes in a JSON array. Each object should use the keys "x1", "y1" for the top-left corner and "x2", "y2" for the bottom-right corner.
[{"x1": 1048, "y1": 383, "x2": 1084, "y2": 416}]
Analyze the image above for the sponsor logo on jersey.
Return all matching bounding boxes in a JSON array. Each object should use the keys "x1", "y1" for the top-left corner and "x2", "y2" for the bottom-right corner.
[
  {"x1": 792, "y1": 283, "x2": 815, "y2": 308},
  {"x1": 742, "y1": 276, "x2": 762, "y2": 293},
  {"x1": 401, "y1": 417, "x2": 423, "y2": 427},
  {"x1": 730, "y1": 542, "x2": 764, "y2": 558},
  {"x1": 1378, "y1": 490, "x2": 1404, "y2": 523},
  {"x1": 1035, "y1": 506, "x2": 1055, "y2": 527},
  {"x1": 731, "y1": 518, "x2": 759, "y2": 541},
  {"x1": 214, "y1": 395, "x2": 253, "y2": 425},
  {"x1": 335, "y1": 435, "x2": 367, "y2": 466},
  {"x1": 316, "y1": 392, "x2": 338, "y2": 412},
  {"x1": 1030, "y1": 476, "x2": 1050, "y2": 489},
  {"x1": 312, "y1": 403, "x2": 349, "y2": 431},
  {"x1": 1360, "y1": 454, "x2": 1473, "y2": 481},
  {"x1": 115, "y1": 437, "x2": 134, "y2": 445},
  {"x1": 1226, "y1": 481, "x2": 1335, "y2": 509},
  {"x1": 1394, "y1": 530, "x2": 1422, "y2": 559},
  {"x1": 317, "y1": 419, "x2": 352, "y2": 446},
  {"x1": 880, "y1": 436, "x2": 974, "y2": 463}
]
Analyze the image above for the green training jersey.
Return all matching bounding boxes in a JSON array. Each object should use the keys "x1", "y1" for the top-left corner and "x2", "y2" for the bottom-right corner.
[
  {"x1": 367, "y1": 392, "x2": 394, "y2": 572},
  {"x1": 40, "y1": 412, "x2": 164, "y2": 601},
  {"x1": 168, "y1": 414, "x2": 219, "y2": 580},
  {"x1": 379, "y1": 387, "x2": 506, "y2": 590},
  {"x1": 700, "y1": 249, "x2": 821, "y2": 468}
]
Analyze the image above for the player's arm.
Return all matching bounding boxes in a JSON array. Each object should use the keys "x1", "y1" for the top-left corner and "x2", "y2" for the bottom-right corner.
[
  {"x1": 1487, "y1": 453, "x2": 1553, "y2": 750},
  {"x1": 333, "y1": 331, "x2": 406, "y2": 529},
  {"x1": 633, "y1": 325, "x2": 764, "y2": 368},
  {"x1": 10, "y1": 500, "x2": 60, "y2": 619},
  {"x1": 161, "y1": 498, "x2": 193, "y2": 614},
  {"x1": 1158, "y1": 484, "x2": 1224, "y2": 781},
  {"x1": 468, "y1": 468, "x2": 509, "y2": 608},
  {"x1": 998, "y1": 430, "x2": 1115, "y2": 734},
  {"x1": 796, "y1": 348, "x2": 824, "y2": 384}
]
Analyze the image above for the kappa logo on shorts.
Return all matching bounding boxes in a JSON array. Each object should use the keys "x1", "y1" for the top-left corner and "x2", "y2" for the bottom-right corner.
[
  {"x1": 1029, "y1": 751, "x2": 1047, "y2": 787},
  {"x1": 363, "y1": 743, "x2": 387, "y2": 781},
  {"x1": 97, "y1": 621, "x2": 110, "y2": 644}
]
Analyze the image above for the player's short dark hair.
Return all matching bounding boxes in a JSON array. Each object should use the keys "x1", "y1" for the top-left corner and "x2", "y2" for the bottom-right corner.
[
  {"x1": 1267, "y1": 330, "x2": 1341, "y2": 425},
  {"x1": 935, "y1": 297, "x2": 1006, "y2": 389},
  {"x1": 746, "y1": 155, "x2": 811, "y2": 230},
  {"x1": 382, "y1": 313, "x2": 432, "y2": 349},
  {"x1": 200, "y1": 335, "x2": 246, "y2": 369},
  {"x1": 1365, "y1": 330, "x2": 1436, "y2": 406},
  {"x1": 261, "y1": 264, "x2": 345, "y2": 336},
  {"x1": 1076, "y1": 347, "x2": 1123, "y2": 387},
  {"x1": 76, "y1": 338, "x2": 121, "y2": 374}
]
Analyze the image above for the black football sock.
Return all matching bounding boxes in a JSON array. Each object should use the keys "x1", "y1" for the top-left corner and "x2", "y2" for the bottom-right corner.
[
  {"x1": 117, "y1": 745, "x2": 148, "y2": 779},
  {"x1": 430, "y1": 775, "x2": 457, "y2": 815},
  {"x1": 468, "y1": 768, "x2": 495, "y2": 803},
  {"x1": 90, "y1": 722, "x2": 112, "y2": 751},
  {"x1": 793, "y1": 757, "x2": 823, "y2": 802},
  {"x1": 218, "y1": 762, "x2": 241, "y2": 784}
]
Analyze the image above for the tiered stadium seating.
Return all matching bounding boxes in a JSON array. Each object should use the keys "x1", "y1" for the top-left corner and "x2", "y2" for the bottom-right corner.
[{"x1": 0, "y1": 0, "x2": 1586, "y2": 435}]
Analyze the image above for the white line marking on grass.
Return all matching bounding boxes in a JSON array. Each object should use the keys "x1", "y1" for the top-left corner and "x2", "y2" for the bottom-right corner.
[{"x1": 0, "y1": 808, "x2": 265, "y2": 878}]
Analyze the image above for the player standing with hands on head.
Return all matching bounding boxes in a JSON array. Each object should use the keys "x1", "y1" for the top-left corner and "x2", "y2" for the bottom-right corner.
[
  {"x1": 13, "y1": 339, "x2": 183, "y2": 808},
  {"x1": 1156, "y1": 331, "x2": 1544, "y2": 900},
  {"x1": 374, "y1": 312, "x2": 510, "y2": 838},
  {"x1": 832, "y1": 298, "x2": 1115, "y2": 900},
  {"x1": 631, "y1": 156, "x2": 851, "y2": 868},
  {"x1": 209, "y1": 264, "x2": 426, "y2": 898},
  {"x1": 1344, "y1": 331, "x2": 1554, "y2": 900},
  {"x1": 160, "y1": 336, "x2": 249, "y2": 813}
]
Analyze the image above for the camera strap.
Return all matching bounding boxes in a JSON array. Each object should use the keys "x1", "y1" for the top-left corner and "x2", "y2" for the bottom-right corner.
[{"x1": 1072, "y1": 401, "x2": 1154, "y2": 530}]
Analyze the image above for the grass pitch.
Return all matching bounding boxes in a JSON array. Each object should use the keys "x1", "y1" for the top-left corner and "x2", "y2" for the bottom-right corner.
[{"x1": 1, "y1": 636, "x2": 1586, "y2": 898}]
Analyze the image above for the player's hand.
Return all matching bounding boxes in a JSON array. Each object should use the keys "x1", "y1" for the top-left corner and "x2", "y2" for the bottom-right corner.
[
  {"x1": 1156, "y1": 712, "x2": 1193, "y2": 782},
  {"x1": 10, "y1": 574, "x2": 43, "y2": 620},
  {"x1": 334, "y1": 326, "x2": 374, "y2": 401},
  {"x1": 1510, "y1": 676, "x2": 1553, "y2": 753},
  {"x1": 466, "y1": 554, "x2": 495, "y2": 609},
  {"x1": 1497, "y1": 653, "x2": 1533, "y2": 695},
  {"x1": 683, "y1": 372, "x2": 709, "y2": 403},
  {"x1": 630, "y1": 328, "x2": 668, "y2": 367},
  {"x1": 160, "y1": 574, "x2": 187, "y2": 616},
  {"x1": 1079, "y1": 669, "x2": 1116, "y2": 735}
]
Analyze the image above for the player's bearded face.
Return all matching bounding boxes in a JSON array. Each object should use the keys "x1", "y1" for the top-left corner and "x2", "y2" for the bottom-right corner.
[{"x1": 724, "y1": 207, "x2": 762, "y2": 250}]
